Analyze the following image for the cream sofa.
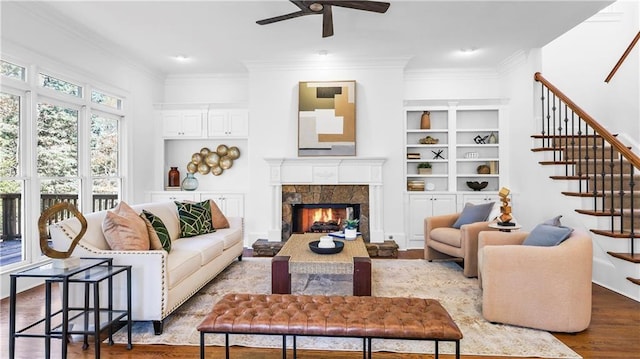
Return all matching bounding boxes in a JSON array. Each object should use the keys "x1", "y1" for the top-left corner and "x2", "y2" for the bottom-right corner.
[
  {"x1": 477, "y1": 228, "x2": 592, "y2": 332},
  {"x1": 49, "y1": 200, "x2": 244, "y2": 334}
]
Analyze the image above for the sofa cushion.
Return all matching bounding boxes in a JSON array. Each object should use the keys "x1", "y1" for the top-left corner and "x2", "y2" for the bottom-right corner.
[
  {"x1": 543, "y1": 215, "x2": 563, "y2": 226},
  {"x1": 141, "y1": 209, "x2": 172, "y2": 252},
  {"x1": 175, "y1": 200, "x2": 215, "y2": 238},
  {"x1": 523, "y1": 224, "x2": 573, "y2": 247},
  {"x1": 140, "y1": 214, "x2": 164, "y2": 250},
  {"x1": 166, "y1": 248, "x2": 202, "y2": 289},
  {"x1": 171, "y1": 236, "x2": 224, "y2": 265},
  {"x1": 429, "y1": 227, "x2": 462, "y2": 248},
  {"x1": 452, "y1": 202, "x2": 495, "y2": 229},
  {"x1": 102, "y1": 201, "x2": 150, "y2": 250},
  {"x1": 209, "y1": 200, "x2": 230, "y2": 229}
]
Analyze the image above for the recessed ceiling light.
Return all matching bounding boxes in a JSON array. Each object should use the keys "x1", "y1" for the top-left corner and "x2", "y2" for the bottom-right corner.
[
  {"x1": 459, "y1": 48, "x2": 478, "y2": 54},
  {"x1": 173, "y1": 55, "x2": 190, "y2": 62},
  {"x1": 318, "y1": 50, "x2": 329, "y2": 57}
]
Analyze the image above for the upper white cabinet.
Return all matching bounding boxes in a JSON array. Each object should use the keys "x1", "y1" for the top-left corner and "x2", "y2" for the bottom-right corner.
[
  {"x1": 161, "y1": 110, "x2": 204, "y2": 138},
  {"x1": 207, "y1": 109, "x2": 249, "y2": 138}
]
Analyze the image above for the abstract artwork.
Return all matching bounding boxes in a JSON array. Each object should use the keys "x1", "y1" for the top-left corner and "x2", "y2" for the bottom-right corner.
[{"x1": 298, "y1": 80, "x2": 356, "y2": 156}]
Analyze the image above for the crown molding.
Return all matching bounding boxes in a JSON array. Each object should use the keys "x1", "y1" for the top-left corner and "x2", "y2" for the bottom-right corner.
[
  {"x1": 243, "y1": 56, "x2": 411, "y2": 72},
  {"x1": 403, "y1": 68, "x2": 500, "y2": 81}
]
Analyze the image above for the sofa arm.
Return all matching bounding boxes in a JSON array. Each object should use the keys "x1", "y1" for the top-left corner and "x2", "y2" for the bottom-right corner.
[
  {"x1": 459, "y1": 221, "x2": 495, "y2": 277},
  {"x1": 226, "y1": 216, "x2": 243, "y2": 229},
  {"x1": 478, "y1": 230, "x2": 528, "y2": 249}
]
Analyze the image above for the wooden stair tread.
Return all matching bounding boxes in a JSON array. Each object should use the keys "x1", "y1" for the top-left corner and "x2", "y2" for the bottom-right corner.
[
  {"x1": 531, "y1": 147, "x2": 564, "y2": 152},
  {"x1": 531, "y1": 134, "x2": 616, "y2": 139},
  {"x1": 594, "y1": 230, "x2": 637, "y2": 238},
  {"x1": 539, "y1": 160, "x2": 576, "y2": 165},
  {"x1": 562, "y1": 191, "x2": 604, "y2": 197},
  {"x1": 550, "y1": 175, "x2": 589, "y2": 180},
  {"x1": 576, "y1": 209, "x2": 622, "y2": 217},
  {"x1": 607, "y1": 252, "x2": 640, "y2": 263}
]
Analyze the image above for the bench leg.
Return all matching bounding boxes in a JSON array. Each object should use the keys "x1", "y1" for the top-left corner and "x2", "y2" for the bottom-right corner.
[
  {"x1": 367, "y1": 337, "x2": 372, "y2": 359},
  {"x1": 225, "y1": 333, "x2": 230, "y2": 359},
  {"x1": 435, "y1": 340, "x2": 439, "y2": 358},
  {"x1": 456, "y1": 340, "x2": 460, "y2": 359},
  {"x1": 293, "y1": 336, "x2": 297, "y2": 359},
  {"x1": 199, "y1": 332, "x2": 204, "y2": 359}
]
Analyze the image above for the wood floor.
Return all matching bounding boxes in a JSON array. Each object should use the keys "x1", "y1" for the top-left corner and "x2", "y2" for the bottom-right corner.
[{"x1": 2, "y1": 249, "x2": 639, "y2": 359}]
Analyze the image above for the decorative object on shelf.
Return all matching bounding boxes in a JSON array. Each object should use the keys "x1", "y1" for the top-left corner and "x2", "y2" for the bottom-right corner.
[
  {"x1": 298, "y1": 80, "x2": 356, "y2": 156},
  {"x1": 464, "y1": 152, "x2": 479, "y2": 159},
  {"x1": 309, "y1": 240, "x2": 344, "y2": 254},
  {"x1": 187, "y1": 145, "x2": 240, "y2": 177},
  {"x1": 182, "y1": 173, "x2": 199, "y2": 191},
  {"x1": 407, "y1": 180, "x2": 425, "y2": 191},
  {"x1": 407, "y1": 152, "x2": 421, "y2": 159},
  {"x1": 420, "y1": 111, "x2": 431, "y2": 129},
  {"x1": 168, "y1": 167, "x2": 180, "y2": 187},
  {"x1": 488, "y1": 132, "x2": 498, "y2": 144},
  {"x1": 466, "y1": 181, "x2": 488, "y2": 191},
  {"x1": 317, "y1": 235, "x2": 336, "y2": 249},
  {"x1": 418, "y1": 135, "x2": 439, "y2": 144},
  {"x1": 474, "y1": 135, "x2": 489, "y2": 144},
  {"x1": 186, "y1": 162, "x2": 197, "y2": 174},
  {"x1": 425, "y1": 182, "x2": 436, "y2": 191},
  {"x1": 418, "y1": 162, "x2": 432, "y2": 174},
  {"x1": 343, "y1": 218, "x2": 359, "y2": 239},
  {"x1": 431, "y1": 149, "x2": 444, "y2": 160},
  {"x1": 476, "y1": 164, "x2": 491, "y2": 174},
  {"x1": 38, "y1": 202, "x2": 86, "y2": 268},
  {"x1": 489, "y1": 161, "x2": 498, "y2": 174},
  {"x1": 497, "y1": 187, "x2": 514, "y2": 225}
]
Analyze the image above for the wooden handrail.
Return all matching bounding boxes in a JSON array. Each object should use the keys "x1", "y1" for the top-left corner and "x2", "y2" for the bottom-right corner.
[
  {"x1": 605, "y1": 31, "x2": 640, "y2": 83},
  {"x1": 534, "y1": 72, "x2": 640, "y2": 170}
]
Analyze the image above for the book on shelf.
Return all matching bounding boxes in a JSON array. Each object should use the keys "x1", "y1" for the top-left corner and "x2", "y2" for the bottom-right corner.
[
  {"x1": 407, "y1": 153, "x2": 421, "y2": 159},
  {"x1": 407, "y1": 180, "x2": 425, "y2": 191},
  {"x1": 165, "y1": 186, "x2": 181, "y2": 191}
]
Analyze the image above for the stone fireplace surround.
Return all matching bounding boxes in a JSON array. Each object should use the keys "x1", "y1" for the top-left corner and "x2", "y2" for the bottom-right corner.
[{"x1": 264, "y1": 157, "x2": 386, "y2": 243}]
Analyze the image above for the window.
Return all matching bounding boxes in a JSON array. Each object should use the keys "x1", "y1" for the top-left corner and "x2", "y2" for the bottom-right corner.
[
  {"x1": 1, "y1": 60, "x2": 26, "y2": 81},
  {"x1": 1, "y1": 60, "x2": 125, "y2": 268}
]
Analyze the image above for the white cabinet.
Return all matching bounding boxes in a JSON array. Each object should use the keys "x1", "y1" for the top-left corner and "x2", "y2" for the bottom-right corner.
[
  {"x1": 148, "y1": 191, "x2": 198, "y2": 202},
  {"x1": 406, "y1": 193, "x2": 457, "y2": 249},
  {"x1": 202, "y1": 193, "x2": 244, "y2": 217},
  {"x1": 146, "y1": 192, "x2": 244, "y2": 218},
  {"x1": 161, "y1": 110, "x2": 204, "y2": 138},
  {"x1": 207, "y1": 109, "x2": 248, "y2": 138}
]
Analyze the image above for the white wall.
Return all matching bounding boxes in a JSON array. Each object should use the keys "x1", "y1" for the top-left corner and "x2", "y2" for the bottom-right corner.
[{"x1": 541, "y1": 1, "x2": 640, "y2": 144}]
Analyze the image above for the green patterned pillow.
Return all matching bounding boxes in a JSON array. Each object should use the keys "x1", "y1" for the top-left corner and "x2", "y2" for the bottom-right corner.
[
  {"x1": 175, "y1": 200, "x2": 216, "y2": 238},
  {"x1": 141, "y1": 209, "x2": 172, "y2": 252}
]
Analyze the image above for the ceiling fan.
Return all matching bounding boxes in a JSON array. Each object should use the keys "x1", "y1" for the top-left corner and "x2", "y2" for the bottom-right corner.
[{"x1": 256, "y1": 1, "x2": 391, "y2": 38}]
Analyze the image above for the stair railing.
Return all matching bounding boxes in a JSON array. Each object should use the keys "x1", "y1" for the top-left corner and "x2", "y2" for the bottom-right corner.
[{"x1": 534, "y1": 72, "x2": 639, "y2": 255}]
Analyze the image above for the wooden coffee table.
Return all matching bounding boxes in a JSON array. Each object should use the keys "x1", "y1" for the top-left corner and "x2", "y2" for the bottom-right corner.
[{"x1": 271, "y1": 233, "x2": 371, "y2": 296}]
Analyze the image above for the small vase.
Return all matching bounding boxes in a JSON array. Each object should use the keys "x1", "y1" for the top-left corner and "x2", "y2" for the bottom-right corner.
[
  {"x1": 168, "y1": 167, "x2": 180, "y2": 187},
  {"x1": 344, "y1": 228, "x2": 357, "y2": 239},
  {"x1": 420, "y1": 111, "x2": 431, "y2": 129},
  {"x1": 181, "y1": 173, "x2": 198, "y2": 191}
]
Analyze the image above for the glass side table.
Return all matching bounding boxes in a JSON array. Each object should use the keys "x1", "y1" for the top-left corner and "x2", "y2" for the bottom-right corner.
[{"x1": 9, "y1": 257, "x2": 132, "y2": 359}]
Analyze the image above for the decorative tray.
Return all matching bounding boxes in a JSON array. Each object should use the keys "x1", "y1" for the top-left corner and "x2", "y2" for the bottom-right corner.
[{"x1": 309, "y1": 240, "x2": 344, "y2": 255}]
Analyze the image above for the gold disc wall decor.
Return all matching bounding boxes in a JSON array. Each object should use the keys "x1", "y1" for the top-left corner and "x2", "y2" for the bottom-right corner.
[{"x1": 187, "y1": 145, "x2": 240, "y2": 177}]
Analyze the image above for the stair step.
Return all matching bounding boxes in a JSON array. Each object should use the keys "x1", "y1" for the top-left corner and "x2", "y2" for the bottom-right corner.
[
  {"x1": 628, "y1": 277, "x2": 640, "y2": 286},
  {"x1": 550, "y1": 175, "x2": 589, "y2": 180},
  {"x1": 607, "y1": 251, "x2": 640, "y2": 263},
  {"x1": 531, "y1": 147, "x2": 564, "y2": 152},
  {"x1": 594, "y1": 230, "x2": 637, "y2": 238},
  {"x1": 576, "y1": 209, "x2": 622, "y2": 217},
  {"x1": 539, "y1": 160, "x2": 576, "y2": 165},
  {"x1": 562, "y1": 191, "x2": 604, "y2": 197}
]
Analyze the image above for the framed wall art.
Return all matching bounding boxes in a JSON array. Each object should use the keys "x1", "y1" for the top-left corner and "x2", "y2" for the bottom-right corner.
[{"x1": 298, "y1": 80, "x2": 356, "y2": 156}]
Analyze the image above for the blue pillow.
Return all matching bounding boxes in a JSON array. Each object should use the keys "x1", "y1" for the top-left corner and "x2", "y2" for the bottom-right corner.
[
  {"x1": 542, "y1": 215, "x2": 563, "y2": 227},
  {"x1": 522, "y1": 224, "x2": 573, "y2": 246},
  {"x1": 452, "y1": 202, "x2": 495, "y2": 229}
]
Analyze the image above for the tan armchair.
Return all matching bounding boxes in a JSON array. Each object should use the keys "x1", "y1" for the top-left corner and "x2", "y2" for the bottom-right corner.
[
  {"x1": 477, "y1": 229, "x2": 593, "y2": 332},
  {"x1": 424, "y1": 212, "x2": 495, "y2": 277}
]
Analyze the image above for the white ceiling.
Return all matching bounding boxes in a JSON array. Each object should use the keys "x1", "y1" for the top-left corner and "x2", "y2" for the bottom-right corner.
[{"x1": 4, "y1": 1, "x2": 612, "y2": 75}]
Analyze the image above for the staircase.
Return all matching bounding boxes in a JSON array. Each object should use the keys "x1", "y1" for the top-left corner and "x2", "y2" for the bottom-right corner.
[{"x1": 532, "y1": 73, "x2": 640, "y2": 297}]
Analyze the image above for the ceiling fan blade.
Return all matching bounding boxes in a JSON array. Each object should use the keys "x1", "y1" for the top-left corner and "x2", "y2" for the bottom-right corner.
[
  {"x1": 256, "y1": 10, "x2": 308, "y2": 25},
  {"x1": 322, "y1": 5, "x2": 334, "y2": 38},
  {"x1": 323, "y1": 1, "x2": 390, "y2": 14}
]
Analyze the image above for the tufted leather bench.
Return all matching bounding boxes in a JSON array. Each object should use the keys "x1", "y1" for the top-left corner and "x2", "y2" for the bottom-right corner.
[{"x1": 197, "y1": 293, "x2": 463, "y2": 359}]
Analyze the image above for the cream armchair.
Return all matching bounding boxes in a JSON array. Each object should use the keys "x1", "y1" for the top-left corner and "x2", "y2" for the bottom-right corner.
[
  {"x1": 424, "y1": 212, "x2": 495, "y2": 277},
  {"x1": 477, "y1": 229, "x2": 593, "y2": 332}
]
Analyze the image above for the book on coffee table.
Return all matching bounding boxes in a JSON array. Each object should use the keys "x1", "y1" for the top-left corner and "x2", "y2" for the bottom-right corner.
[{"x1": 328, "y1": 231, "x2": 361, "y2": 239}]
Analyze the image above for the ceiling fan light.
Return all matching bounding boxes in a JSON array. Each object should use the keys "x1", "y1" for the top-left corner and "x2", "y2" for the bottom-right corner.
[{"x1": 309, "y1": 3, "x2": 324, "y2": 12}]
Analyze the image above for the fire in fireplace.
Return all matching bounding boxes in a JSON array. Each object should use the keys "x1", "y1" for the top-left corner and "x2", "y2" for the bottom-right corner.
[{"x1": 292, "y1": 204, "x2": 360, "y2": 234}]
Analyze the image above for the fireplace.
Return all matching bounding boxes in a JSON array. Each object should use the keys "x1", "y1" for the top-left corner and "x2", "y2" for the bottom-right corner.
[
  {"x1": 265, "y1": 157, "x2": 385, "y2": 243},
  {"x1": 292, "y1": 203, "x2": 360, "y2": 234},
  {"x1": 282, "y1": 185, "x2": 369, "y2": 242}
]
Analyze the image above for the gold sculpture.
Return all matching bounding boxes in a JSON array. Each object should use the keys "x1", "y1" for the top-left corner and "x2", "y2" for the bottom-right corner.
[
  {"x1": 498, "y1": 187, "x2": 514, "y2": 226},
  {"x1": 188, "y1": 145, "x2": 240, "y2": 176},
  {"x1": 38, "y1": 202, "x2": 87, "y2": 267}
]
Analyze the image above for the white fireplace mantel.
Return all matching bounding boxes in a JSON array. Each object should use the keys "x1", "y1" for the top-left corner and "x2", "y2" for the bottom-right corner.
[{"x1": 265, "y1": 157, "x2": 386, "y2": 243}]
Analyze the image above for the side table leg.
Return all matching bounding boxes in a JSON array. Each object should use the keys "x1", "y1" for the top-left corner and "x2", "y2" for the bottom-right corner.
[
  {"x1": 94, "y1": 283, "x2": 101, "y2": 359},
  {"x1": 353, "y1": 257, "x2": 372, "y2": 296},
  {"x1": 9, "y1": 276, "x2": 17, "y2": 359},
  {"x1": 271, "y1": 256, "x2": 291, "y2": 294},
  {"x1": 45, "y1": 281, "x2": 53, "y2": 358}
]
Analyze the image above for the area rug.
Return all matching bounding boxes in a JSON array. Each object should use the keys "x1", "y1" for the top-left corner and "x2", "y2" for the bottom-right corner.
[{"x1": 111, "y1": 258, "x2": 581, "y2": 358}]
